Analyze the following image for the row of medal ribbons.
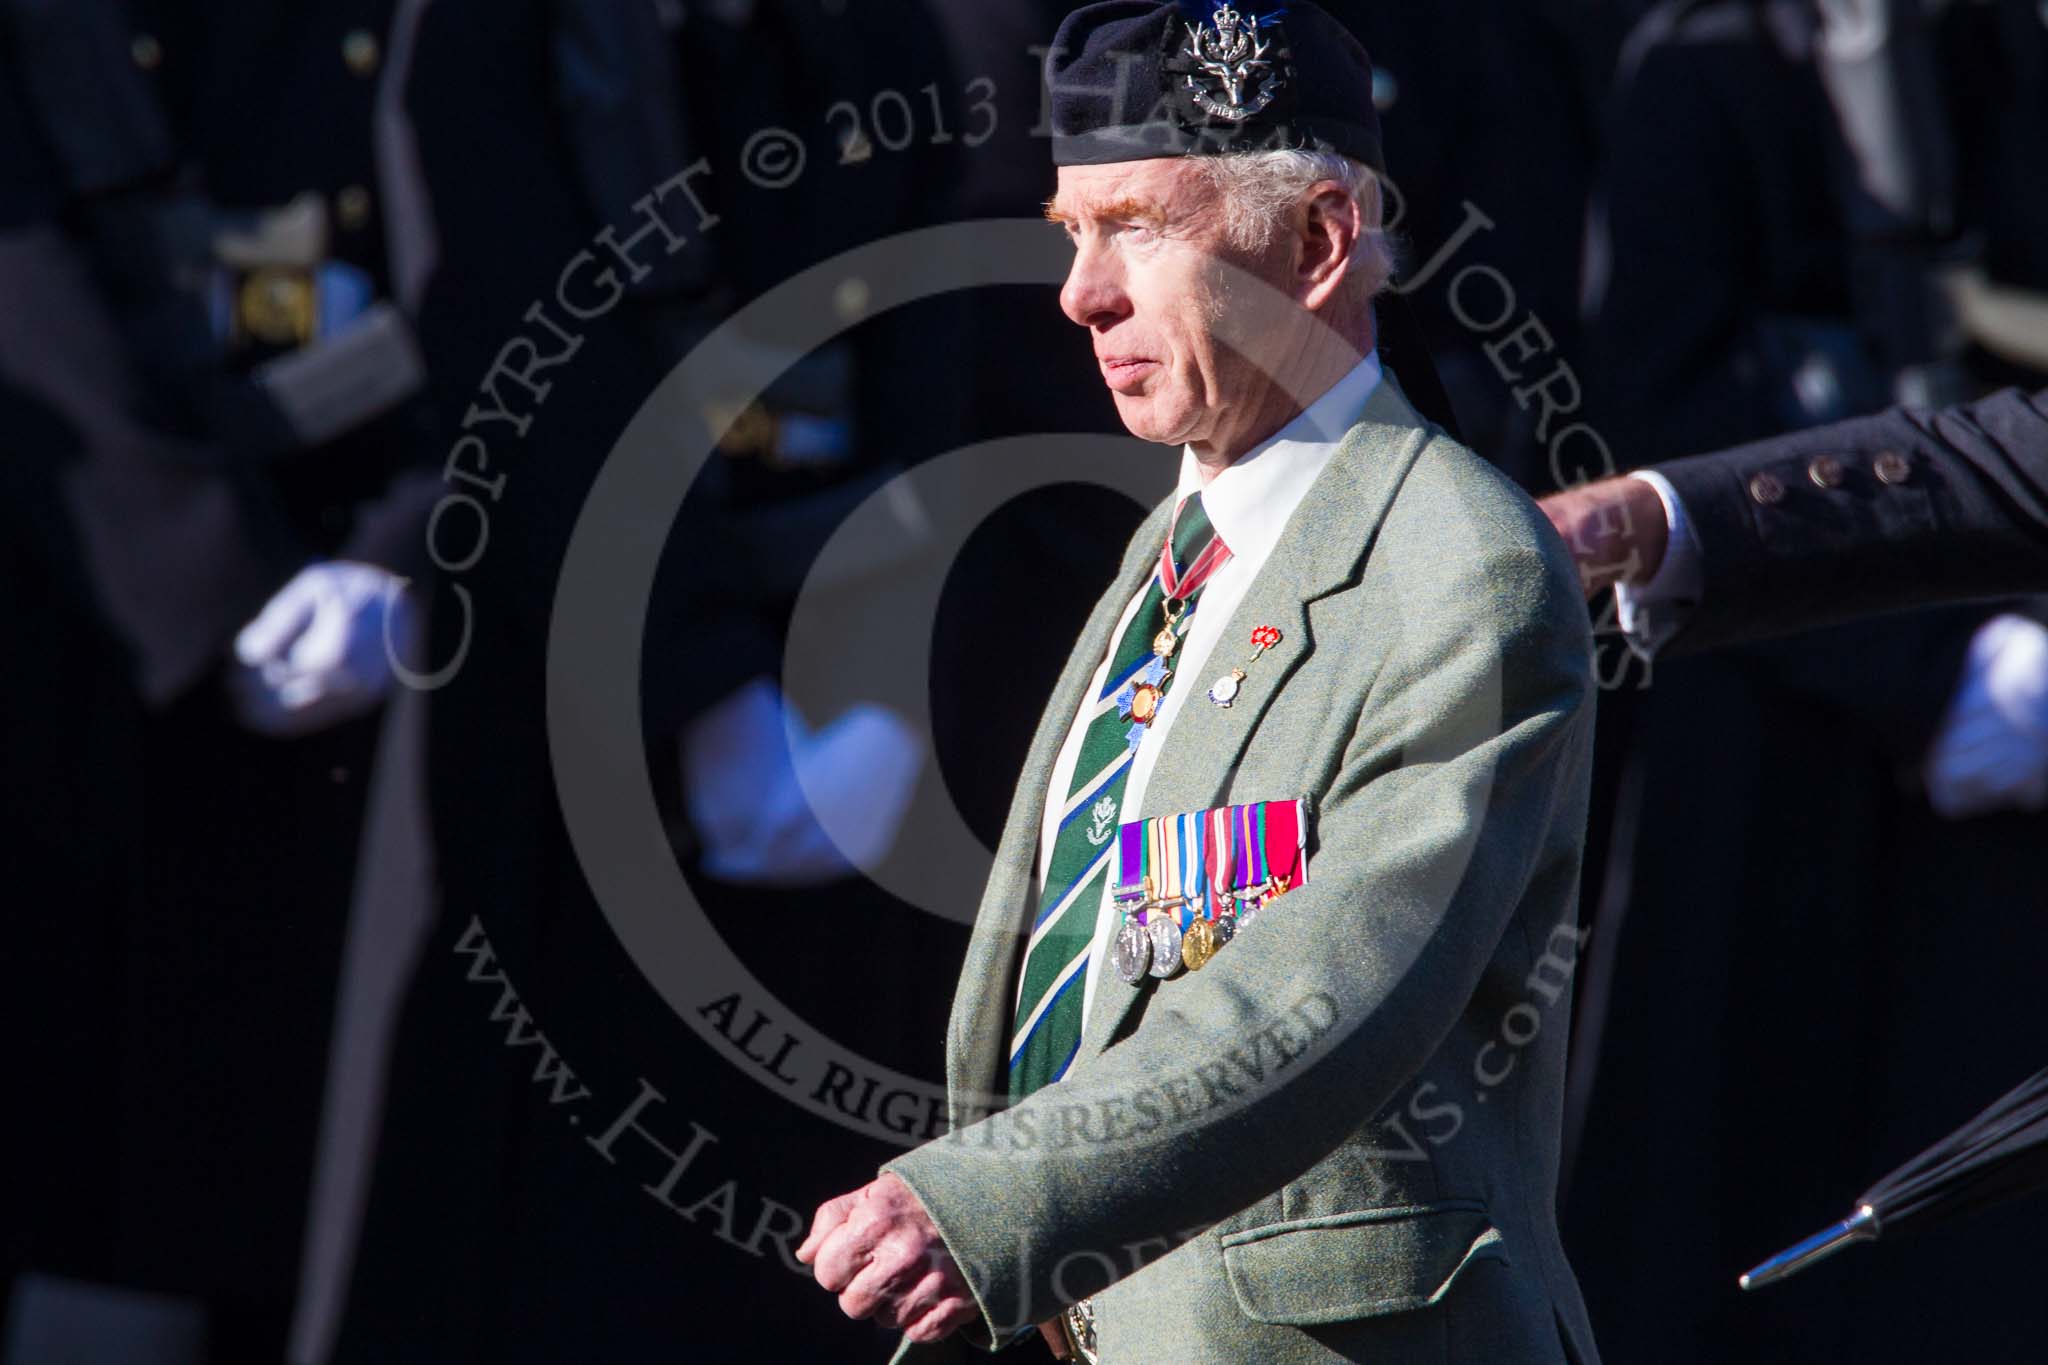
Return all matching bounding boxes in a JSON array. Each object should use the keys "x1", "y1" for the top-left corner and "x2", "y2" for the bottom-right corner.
[{"x1": 1109, "y1": 798, "x2": 1310, "y2": 983}]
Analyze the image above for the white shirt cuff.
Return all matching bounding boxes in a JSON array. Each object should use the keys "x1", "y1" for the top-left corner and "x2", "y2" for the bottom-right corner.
[{"x1": 1612, "y1": 469, "x2": 1703, "y2": 658}]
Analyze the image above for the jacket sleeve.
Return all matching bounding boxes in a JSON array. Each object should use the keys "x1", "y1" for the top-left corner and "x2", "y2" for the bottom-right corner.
[
  {"x1": 1656, "y1": 387, "x2": 2048, "y2": 656},
  {"x1": 878, "y1": 501, "x2": 1594, "y2": 1344}
]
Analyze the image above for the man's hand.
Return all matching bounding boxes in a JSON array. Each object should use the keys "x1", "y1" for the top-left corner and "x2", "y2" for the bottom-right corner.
[
  {"x1": 796, "y1": 1173, "x2": 979, "y2": 1345},
  {"x1": 1537, "y1": 475, "x2": 1670, "y2": 598}
]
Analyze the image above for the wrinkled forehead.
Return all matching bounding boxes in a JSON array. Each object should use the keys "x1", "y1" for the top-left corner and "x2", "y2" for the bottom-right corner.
[{"x1": 1047, "y1": 158, "x2": 1211, "y2": 223}]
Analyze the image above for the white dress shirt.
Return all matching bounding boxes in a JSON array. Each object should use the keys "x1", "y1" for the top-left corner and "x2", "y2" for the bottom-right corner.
[{"x1": 1027, "y1": 353, "x2": 1384, "y2": 1049}]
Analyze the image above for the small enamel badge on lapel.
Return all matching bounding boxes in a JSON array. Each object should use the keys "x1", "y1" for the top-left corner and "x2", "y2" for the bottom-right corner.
[{"x1": 1208, "y1": 625, "x2": 1282, "y2": 708}]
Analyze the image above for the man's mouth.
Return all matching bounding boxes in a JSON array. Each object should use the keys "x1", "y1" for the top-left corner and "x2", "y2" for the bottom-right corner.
[{"x1": 1098, "y1": 356, "x2": 1159, "y2": 392}]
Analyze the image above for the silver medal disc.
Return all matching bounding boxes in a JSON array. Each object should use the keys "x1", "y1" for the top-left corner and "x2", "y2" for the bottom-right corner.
[
  {"x1": 1146, "y1": 916, "x2": 1184, "y2": 977},
  {"x1": 1112, "y1": 921, "x2": 1152, "y2": 985}
]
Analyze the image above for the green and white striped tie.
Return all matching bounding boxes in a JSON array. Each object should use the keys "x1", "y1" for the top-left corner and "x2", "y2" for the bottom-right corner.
[{"x1": 1007, "y1": 493, "x2": 1229, "y2": 1102}]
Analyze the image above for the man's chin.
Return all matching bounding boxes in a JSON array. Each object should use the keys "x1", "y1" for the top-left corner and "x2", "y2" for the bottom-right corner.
[{"x1": 1109, "y1": 393, "x2": 1191, "y2": 447}]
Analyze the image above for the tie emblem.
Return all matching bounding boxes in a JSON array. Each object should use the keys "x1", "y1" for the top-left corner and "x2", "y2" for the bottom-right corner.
[{"x1": 1085, "y1": 796, "x2": 1118, "y2": 846}]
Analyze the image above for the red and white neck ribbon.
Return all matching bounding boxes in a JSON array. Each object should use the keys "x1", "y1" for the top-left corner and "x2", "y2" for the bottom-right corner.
[{"x1": 1159, "y1": 500, "x2": 1232, "y2": 601}]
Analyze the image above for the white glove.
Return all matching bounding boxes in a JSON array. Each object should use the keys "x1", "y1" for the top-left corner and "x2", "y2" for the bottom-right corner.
[
  {"x1": 684, "y1": 677, "x2": 923, "y2": 887},
  {"x1": 230, "y1": 562, "x2": 415, "y2": 736},
  {"x1": 1925, "y1": 614, "x2": 2048, "y2": 819}
]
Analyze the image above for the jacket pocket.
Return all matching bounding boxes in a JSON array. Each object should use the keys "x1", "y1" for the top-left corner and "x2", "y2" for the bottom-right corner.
[{"x1": 1218, "y1": 1201, "x2": 1506, "y2": 1327}]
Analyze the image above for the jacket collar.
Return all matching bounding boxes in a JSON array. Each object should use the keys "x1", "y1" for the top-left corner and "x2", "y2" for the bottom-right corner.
[{"x1": 1174, "y1": 352, "x2": 1383, "y2": 575}]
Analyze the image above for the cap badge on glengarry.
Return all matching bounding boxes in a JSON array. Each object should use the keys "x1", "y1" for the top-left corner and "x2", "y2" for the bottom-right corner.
[{"x1": 1182, "y1": 7, "x2": 1279, "y2": 122}]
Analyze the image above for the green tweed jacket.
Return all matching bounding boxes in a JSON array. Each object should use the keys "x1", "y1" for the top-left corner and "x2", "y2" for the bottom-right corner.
[{"x1": 882, "y1": 371, "x2": 1601, "y2": 1365}]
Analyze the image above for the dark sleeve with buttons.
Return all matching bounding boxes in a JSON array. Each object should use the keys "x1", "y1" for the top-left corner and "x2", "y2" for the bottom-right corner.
[{"x1": 1655, "y1": 387, "x2": 2048, "y2": 657}]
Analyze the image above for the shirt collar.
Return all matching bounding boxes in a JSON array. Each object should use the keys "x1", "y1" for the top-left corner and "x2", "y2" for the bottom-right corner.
[{"x1": 1174, "y1": 351, "x2": 1382, "y2": 571}]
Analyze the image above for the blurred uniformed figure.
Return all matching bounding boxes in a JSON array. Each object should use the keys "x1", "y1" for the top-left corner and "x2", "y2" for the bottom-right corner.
[
  {"x1": 1566, "y1": 3, "x2": 2048, "y2": 1363},
  {"x1": 0, "y1": 1, "x2": 443, "y2": 1359},
  {"x1": 328, "y1": 3, "x2": 973, "y2": 1361}
]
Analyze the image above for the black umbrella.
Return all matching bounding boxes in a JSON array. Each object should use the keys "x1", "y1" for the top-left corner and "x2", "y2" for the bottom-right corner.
[{"x1": 1740, "y1": 1064, "x2": 2048, "y2": 1290}]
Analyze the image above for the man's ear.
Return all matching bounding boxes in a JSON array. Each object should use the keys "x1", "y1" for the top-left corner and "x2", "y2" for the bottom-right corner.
[{"x1": 1295, "y1": 183, "x2": 1361, "y2": 310}]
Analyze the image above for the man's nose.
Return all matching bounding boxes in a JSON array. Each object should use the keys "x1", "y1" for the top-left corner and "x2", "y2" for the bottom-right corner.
[{"x1": 1059, "y1": 244, "x2": 1131, "y2": 329}]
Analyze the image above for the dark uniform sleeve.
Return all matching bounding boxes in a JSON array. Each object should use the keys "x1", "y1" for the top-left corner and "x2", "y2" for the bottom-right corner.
[{"x1": 1656, "y1": 387, "x2": 2048, "y2": 655}]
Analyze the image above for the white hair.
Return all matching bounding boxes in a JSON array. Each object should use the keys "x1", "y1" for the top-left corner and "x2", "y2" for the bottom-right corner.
[{"x1": 1197, "y1": 150, "x2": 1399, "y2": 298}]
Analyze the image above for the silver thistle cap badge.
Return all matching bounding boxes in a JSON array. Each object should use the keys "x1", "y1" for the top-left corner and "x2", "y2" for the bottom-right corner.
[{"x1": 1182, "y1": 7, "x2": 1279, "y2": 122}]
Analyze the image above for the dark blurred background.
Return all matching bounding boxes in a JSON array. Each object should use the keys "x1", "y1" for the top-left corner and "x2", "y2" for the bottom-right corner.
[{"x1": 2, "y1": 1, "x2": 2044, "y2": 1361}]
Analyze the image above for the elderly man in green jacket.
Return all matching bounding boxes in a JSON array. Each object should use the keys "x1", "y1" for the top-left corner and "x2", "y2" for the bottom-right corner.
[{"x1": 797, "y1": 6, "x2": 1601, "y2": 1362}]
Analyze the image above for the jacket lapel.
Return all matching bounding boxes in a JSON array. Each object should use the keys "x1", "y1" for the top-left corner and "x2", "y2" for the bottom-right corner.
[
  {"x1": 1076, "y1": 371, "x2": 1436, "y2": 1060},
  {"x1": 944, "y1": 494, "x2": 1176, "y2": 1109}
]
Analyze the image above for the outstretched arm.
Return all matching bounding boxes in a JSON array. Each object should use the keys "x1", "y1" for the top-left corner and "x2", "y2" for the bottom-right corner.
[{"x1": 1541, "y1": 387, "x2": 2048, "y2": 656}]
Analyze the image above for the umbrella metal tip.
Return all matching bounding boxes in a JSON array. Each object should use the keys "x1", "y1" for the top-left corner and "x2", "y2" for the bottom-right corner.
[{"x1": 1739, "y1": 1206, "x2": 1880, "y2": 1292}]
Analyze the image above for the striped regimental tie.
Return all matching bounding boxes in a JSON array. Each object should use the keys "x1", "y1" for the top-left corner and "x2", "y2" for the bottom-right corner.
[{"x1": 1007, "y1": 493, "x2": 1231, "y2": 1102}]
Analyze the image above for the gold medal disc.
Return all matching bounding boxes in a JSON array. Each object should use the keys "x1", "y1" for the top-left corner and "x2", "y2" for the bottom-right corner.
[{"x1": 1182, "y1": 916, "x2": 1218, "y2": 971}]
